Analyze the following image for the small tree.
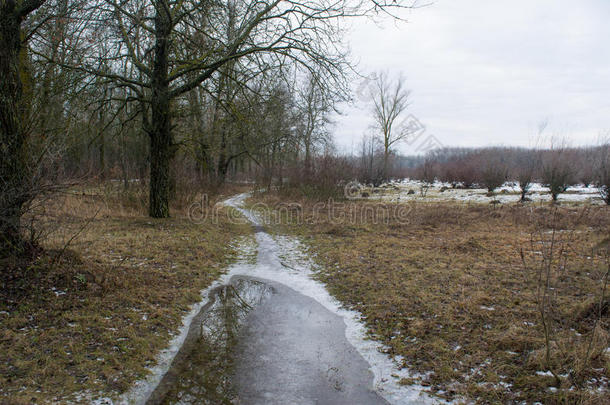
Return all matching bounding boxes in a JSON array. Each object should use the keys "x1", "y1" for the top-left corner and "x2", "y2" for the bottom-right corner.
[
  {"x1": 296, "y1": 74, "x2": 333, "y2": 178},
  {"x1": 417, "y1": 157, "x2": 436, "y2": 197},
  {"x1": 480, "y1": 155, "x2": 508, "y2": 193},
  {"x1": 358, "y1": 133, "x2": 384, "y2": 186},
  {"x1": 541, "y1": 146, "x2": 574, "y2": 202},
  {"x1": 515, "y1": 150, "x2": 540, "y2": 202},
  {"x1": 596, "y1": 142, "x2": 610, "y2": 205},
  {"x1": 578, "y1": 155, "x2": 595, "y2": 188},
  {"x1": 453, "y1": 158, "x2": 477, "y2": 188},
  {"x1": 515, "y1": 122, "x2": 547, "y2": 202},
  {"x1": 369, "y1": 72, "x2": 411, "y2": 181}
]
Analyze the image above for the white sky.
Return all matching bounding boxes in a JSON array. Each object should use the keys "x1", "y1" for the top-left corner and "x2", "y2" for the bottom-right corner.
[{"x1": 332, "y1": 0, "x2": 610, "y2": 154}]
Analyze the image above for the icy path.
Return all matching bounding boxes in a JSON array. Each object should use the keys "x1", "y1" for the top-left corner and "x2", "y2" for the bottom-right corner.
[
  {"x1": 221, "y1": 193, "x2": 437, "y2": 405},
  {"x1": 119, "y1": 193, "x2": 439, "y2": 404}
]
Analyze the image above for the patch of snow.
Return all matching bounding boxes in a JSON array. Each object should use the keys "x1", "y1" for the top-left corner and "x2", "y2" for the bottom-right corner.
[
  {"x1": 51, "y1": 287, "x2": 66, "y2": 296},
  {"x1": 71, "y1": 391, "x2": 114, "y2": 404},
  {"x1": 111, "y1": 193, "x2": 447, "y2": 405},
  {"x1": 115, "y1": 234, "x2": 259, "y2": 405},
  {"x1": 361, "y1": 179, "x2": 604, "y2": 205},
  {"x1": 222, "y1": 193, "x2": 444, "y2": 404}
]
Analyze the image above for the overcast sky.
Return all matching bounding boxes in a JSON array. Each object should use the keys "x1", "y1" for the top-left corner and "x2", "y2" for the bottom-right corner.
[{"x1": 332, "y1": 0, "x2": 610, "y2": 155}]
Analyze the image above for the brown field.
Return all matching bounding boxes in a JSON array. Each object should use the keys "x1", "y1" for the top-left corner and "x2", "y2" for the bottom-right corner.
[
  {"x1": 0, "y1": 184, "x2": 251, "y2": 403},
  {"x1": 252, "y1": 193, "x2": 610, "y2": 404}
]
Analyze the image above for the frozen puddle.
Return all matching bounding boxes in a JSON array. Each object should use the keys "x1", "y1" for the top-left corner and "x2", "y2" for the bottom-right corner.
[
  {"x1": 121, "y1": 193, "x2": 439, "y2": 404},
  {"x1": 235, "y1": 276, "x2": 387, "y2": 405}
]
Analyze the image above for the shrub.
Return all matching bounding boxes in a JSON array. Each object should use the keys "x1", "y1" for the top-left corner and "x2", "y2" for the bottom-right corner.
[
  {"x1": 416, "y1": 158, "x2": 436, "y2": 197},
  {"x1": 541, "y1": 148, "x2": 575, "y2": 202},
  {"x1": 480, "y1": 163, "x2": 508, "y2": 193},
  {"x1": 514, "y1": 150, "x2": 539, "y2": 202},
  {"x1": 278, "y1": 153, "x2": 356, "y2": 200}
]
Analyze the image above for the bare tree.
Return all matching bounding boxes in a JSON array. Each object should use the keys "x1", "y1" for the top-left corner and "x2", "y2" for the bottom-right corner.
[
  {"x1": 515, "y1": 149, "x2": 539, "y2": 202},
  {"x1": 417, "y1": 157, "x2": 436, "y2": 197},
  {"x1": 235, "y1": 79, "x2": 298, "y2": 189},
  {"x1": 515, "y1": 122, "x2": 546, "y2": 201},
  {"x1": 452, "y1": 158, "x2": 477, "y2": 188},
  {"x1": 541, "y1": 142, "x2": 575, "y2": 202},
  {"x1": 577, "y1": 147, "x2": 596, "y2": 187},
  {"x1": 358, "y1": 133, "x2": 383, "y2": 185},
  {"x1": 369, "y1": 71, "x2": 411, "y2": 180},
  {"x1": 480, "y1": 153, "x2": 508, "y2": 193},
  {"x1": 45, "y1": 0, "x2": 414, "y2": 218},
  {"x1": 1, "y1": 0, "x2": 48, "y2": 253},
  {"x1": 296, "y1": 74, "x2": 333, "y2": 178}
]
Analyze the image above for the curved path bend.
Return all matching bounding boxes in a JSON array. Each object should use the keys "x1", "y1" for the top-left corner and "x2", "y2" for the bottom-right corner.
[
  {"x1": 227, "y1": 193, "x2": 386, "y2": 404},
  {"x1": 136, "y1": 193, "x2": 435, "y2": 405}
]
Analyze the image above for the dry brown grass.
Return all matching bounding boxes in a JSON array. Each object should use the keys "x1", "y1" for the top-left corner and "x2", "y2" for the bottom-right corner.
[
  {"x1": 0, "y1": 184, "x2": 251, "y2": 403},
  {"x1": 253, "y1": 193, "x2": 610, "y2": 404}
]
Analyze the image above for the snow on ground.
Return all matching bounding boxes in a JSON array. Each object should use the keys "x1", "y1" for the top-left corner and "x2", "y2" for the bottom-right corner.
[
  {"x1": 65, "y1": 189, "x2": 605, "y2": 405},
  {"x1": 269, "y1": 235, "x2": 444, "y2": 404},
  {"x1": 106, "y1": 193, "x2": 445, "y2": 405},
  {"x1": 225, "y1": 193, "x2": 444, "y2": 404},
  {"x1": 367, "y1": 179, "x2": 605, "y2": 205}
]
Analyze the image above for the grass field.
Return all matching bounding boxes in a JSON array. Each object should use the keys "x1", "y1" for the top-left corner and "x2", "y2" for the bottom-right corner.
[
  {"x1": 252, "y1": 192, "x2": 610, "y2": 404},
  {"x1": 0, "y1": 184, "x2": 251, "y2": 403}
]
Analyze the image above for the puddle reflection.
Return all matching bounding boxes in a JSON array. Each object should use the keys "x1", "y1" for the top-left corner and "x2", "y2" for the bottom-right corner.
[{"x1": 154, "y1": 277, "x2": 274, "y2": 404}]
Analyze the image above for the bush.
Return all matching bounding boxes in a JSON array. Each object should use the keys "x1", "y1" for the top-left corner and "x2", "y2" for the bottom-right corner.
[
  {"x1": 277, "y1": 153, "x2": 356, "y2": 200},
  {"x1": 415, "y1": 158, "x2": 436, "y2": 197},
  {"x1": 514, "y1": 150, "x2": 539, "y2": 202},
  {"x1": 480, "y1": 163, "x2": 508, "y2": 193},
  {"x1": 541, "y1": 148, "x2": 575, "y2": 201}
]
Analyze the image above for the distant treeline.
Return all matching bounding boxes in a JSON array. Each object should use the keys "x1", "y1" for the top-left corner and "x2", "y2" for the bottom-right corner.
[{"x1": 382, "y1": 145, "x2": 610, "y2": 203}]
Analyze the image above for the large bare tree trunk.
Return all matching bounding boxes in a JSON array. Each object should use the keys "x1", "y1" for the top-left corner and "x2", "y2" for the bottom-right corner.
[
  {"x1": 0, "y1": 4, "x2": 28, "y2": 251},
  {"x1": 148, "y1": 12, "x2": 172, "y2": 218}
]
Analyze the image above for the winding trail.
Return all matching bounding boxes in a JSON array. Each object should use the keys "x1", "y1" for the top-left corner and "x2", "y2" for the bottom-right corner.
[
  {"x1": 123, "y1": 193, "x2": 437, "y2": 405},
  {"x1": 225, "y1": 193, "x2": 388, "y2": 404}
]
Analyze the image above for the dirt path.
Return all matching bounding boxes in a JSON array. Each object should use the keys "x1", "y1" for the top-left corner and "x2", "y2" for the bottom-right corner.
[{"x1": 124, "y1": 193, "x2": 436, "y2": 404}]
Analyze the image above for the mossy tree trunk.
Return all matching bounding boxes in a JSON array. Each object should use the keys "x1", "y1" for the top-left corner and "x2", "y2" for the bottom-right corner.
[
  {"x1": 148, "y1": 10, "x2": 173, "y2": 218},
  {"x1": 0, "y1": 0, "x2": 45, "y2": 252}
]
